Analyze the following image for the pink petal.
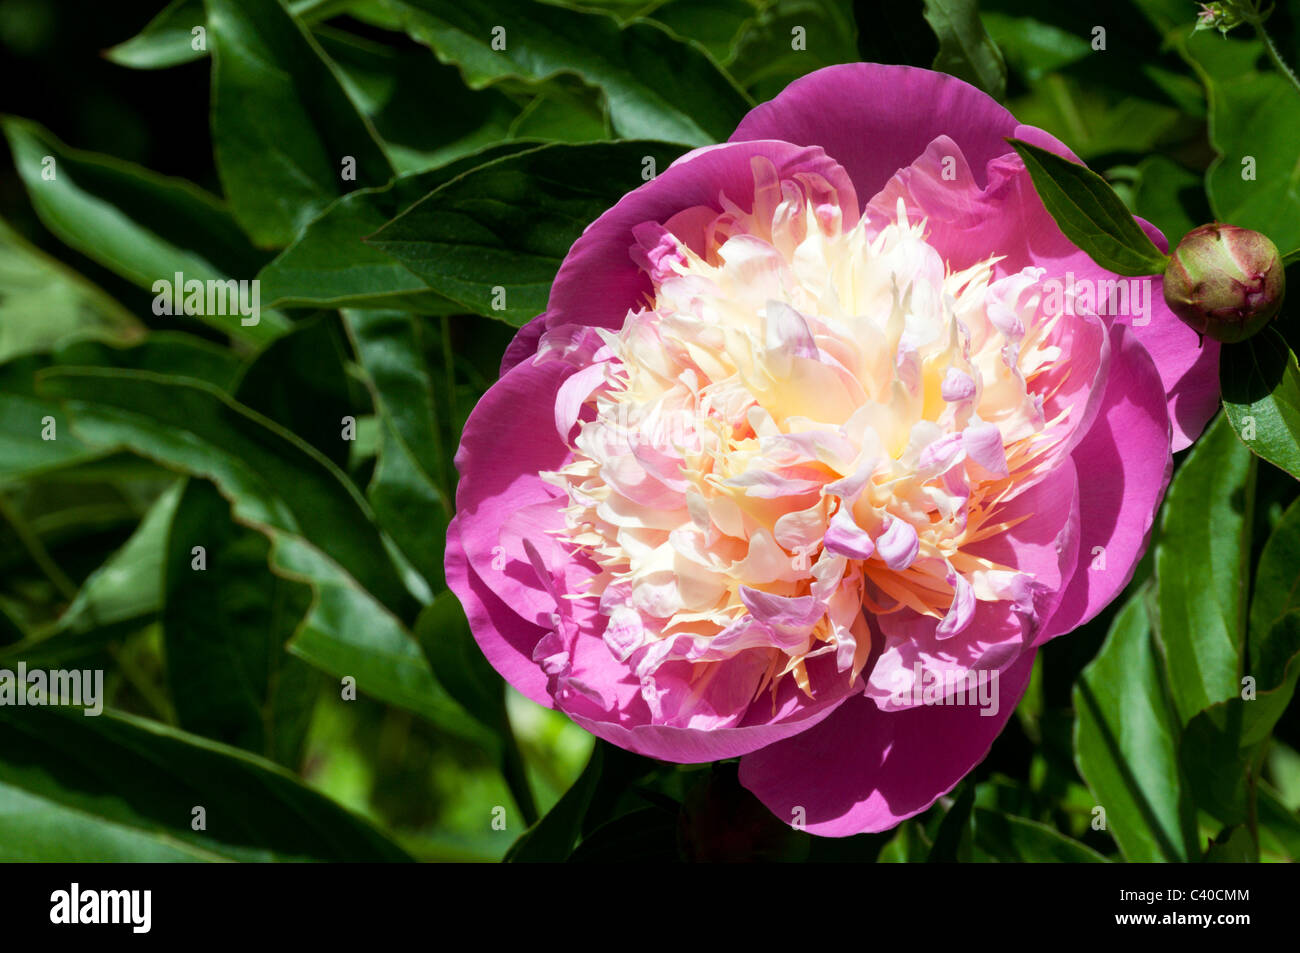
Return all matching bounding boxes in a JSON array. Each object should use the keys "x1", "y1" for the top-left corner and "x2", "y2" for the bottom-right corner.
[
  {"x1": 445, "y1": 516, "x2": 554, "y2": 708},
  {"x1": 1038, "y1": 324, "x2": 1174, "y2": 641},
  {"x1": 823, "y1": 504, "x2": 876, "y2": 559},
  {"x1": 568, "y1": 650, "x2": 854, "y2": 763},
  {"x1": 936, "y1": 570, "x2": 976, "y2": 640},
  {"x1": 453, "y1": 353, "x2": 574, "y2": 627},
  {"x1": 963, "y1": 422, "x2": 1009, "y2": 478},
  {"x1": 738, "y1": 650, "x2": 1036, "y2": 836},
  {"x1": 546, "y1": 140, "x2": 858, "y2": 333},
  {"x1": 1009, "y1": 124, "x2": 1219, "y2": 451},
  {"x1": 876, "y1": 517, "x2": 919, "y2": 570},
  {"x1": 858, "y1": 118, "x2": 1216, "y2": 452},
  {"x1": 1116, "y1": 275, "x2": 1220, "y2": 452},
  {"x1": 730, "y1": 64, "x2": 1019, "y2": 200},
  {"x1": 500, "y1": 313, "x2": 546, "y2": 376},
  {"x1": 941, "y1": 368, "x2": 976, "y2": 402},
  {"x1": 868, "y1": 459, "x2": 1079, "y2": 707}
]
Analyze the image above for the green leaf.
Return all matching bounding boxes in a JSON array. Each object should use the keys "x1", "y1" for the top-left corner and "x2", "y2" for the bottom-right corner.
[
  {"x1": 55, "y1": 334, "x2": 246, "y2": 390},
  {"x1": 368, "y1": 141, "x2": 688, "y2": 325},
  {"x1": 257, "y1": 142, "x2": 538, "y2": 311},
  {"x1": 1244, "y1": 608, "x2": 1300, "y2": 745},
  {"x1": 1259, "y1": 782, "x2": 1300, "y2": 860},
  {"x1": 648, "y1": 0, "x2": 757, "y2": 66},
  {"x1": 343, "y1": 310, "x2": 450, "y2": 589},
  {"x1": 1187, "y1": 31, "x2": 1300, "y2": 254},
  {"x1": 106, "y1": 0, "x2": 356, "y2": 69},
  {"x1": 1129, "y1": 155, "x2": 1208, "y2": 246},
  {"x1": 1155, "y1": 414, "x2": 1255, "y2": 724},
  {"x1": 1180, "y1": 612, "x2": 1300, "y2": 830},
  {"x1": 727, "y1": 0, "x2": 860, "y2": 101},
  {"x1": 413, "y1": 592, "x2": 536, "y2": 820},
  {"x1": 413, "y1": 592, "x2": 506, "y2": 739},
  {"x1": 0, "y1": 335, "x2": 243, "y2": 481},
  {"x1": 0, "y1": 478, "x2": 182, "y2": 673},
  {"x1": 877, "y1": 821, "x2": 931, "y2": 862},
  {"x1": 277, "y1": 536, "x2": 489, "y2": 744},
  {"x1": 1073, "y1": 592, "x2": 1197, "y2": 862},
  {"x1": 1203, "y1": 824, "x2": 1256, "y2": 861},
  {"x1": 1132, "y1": 2, "x2": 1300, "y2": 249},
  {"x1": 989, "y1": 6, "x2": 1200, "y2": 161},
  {"x1": 1005, "y1": 82, "x2": 1192, "y2": 164},
  {"x1": 386, "y1": 0, "x2": 750, "y2": 145},
  {"x1": 1221, "y1": 328, "x2": 1300, "y2": 481},
  {"x1": 314, "y1": 25, "x2": 525, "y2": 175},
  {"x1": 1250, "y1": 493, "x2": 1300, "y2": 657},
  {"x1": 1007, "y1": 138, "x2": 1173, "y2": 276},
  {"x1": 567, "y1": 805, "x2": 681, "y2": 862},
  {"x1": 926, "y1": 784, "x2": 975, "y2": 862},
  {"x1": 205, "y1": 0, "x2": 394, "y2": 247},
  {"x1": 53, "y1": 334, "x2": 247, "y2": 391},
  {"x1": 0, "y1": 706, "x2": 410, "y2": 861},
  {"x1": 0, "y1": 118, "x2": 285, "y2": 344},
  {"x1": 981, "y1": 10, "x2": 1092, "y2": 81},
  {"x1": 233, "y1": 313, "x2": 359, "y2": 469},
  {"x1": 0, "y1": 220, "x2": 141, "y2": 362},
  {"x1": 163, "y1": 478, "x2": 319, "y2": 767},
  {"x1": 970, "y1": 808, "x2": 1109, "y2": 862},
  {"x1": 105, "y1": 0, "x2": 213, "y2": 69},
  {"x1": 506, "y1": 743, "x2": 607, "y2": 862},
  {"x1": 50, "y1": 479, "x2": 183, "y2": 642},
  {"x1": 504, "y1": 75, "x2": 612, "y2": 143},
  {"x1": 0, "y1": 390, "x2": 98, "y2": 481},
  {"x1": 923, "y1": 0, "x2": 1007, "y2": 101},
  {"x1": 35, "y1": 366, "x2": 414, "y2": 618}
]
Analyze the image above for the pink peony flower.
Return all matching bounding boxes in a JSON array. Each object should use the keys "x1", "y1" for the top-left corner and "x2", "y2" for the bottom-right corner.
[{"x1": 446, "y1": 64, "x2": 1221, "y2": 836}]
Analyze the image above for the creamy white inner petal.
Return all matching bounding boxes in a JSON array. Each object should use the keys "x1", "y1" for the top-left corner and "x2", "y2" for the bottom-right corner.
[{"x1": 542, "y1": 158, "x2": 1077, "y2": 705}]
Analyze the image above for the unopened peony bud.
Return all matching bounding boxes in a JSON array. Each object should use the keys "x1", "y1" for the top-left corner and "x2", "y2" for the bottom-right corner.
[{"x1": 1162, "y1": 223, "x2": 1285, "y2": 343}]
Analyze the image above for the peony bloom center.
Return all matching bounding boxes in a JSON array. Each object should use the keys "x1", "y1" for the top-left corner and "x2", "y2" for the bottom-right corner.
[{"x1": 541, "y1": 155, "x2": 1102, "y2": 727}]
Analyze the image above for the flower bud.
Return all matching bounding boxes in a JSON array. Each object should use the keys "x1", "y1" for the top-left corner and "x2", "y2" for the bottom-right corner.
[{"x1": 1162, "y1": 223, "x2": 1285, "y2": 343}]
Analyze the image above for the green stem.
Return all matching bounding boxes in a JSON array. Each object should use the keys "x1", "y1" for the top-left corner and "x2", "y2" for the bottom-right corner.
[
  {"x1": 1246, "y1": 1, "x2": 1300, "y2": 96},
  {"x1": 1259, "y1": 24, "x2": 1300, "y2": 95},
  {"x1": 0, "y1": 492, "x2": 78, "y2": 602},
  {"x1": 107, "y1": 642, "x2": 176, "y2": 725}
]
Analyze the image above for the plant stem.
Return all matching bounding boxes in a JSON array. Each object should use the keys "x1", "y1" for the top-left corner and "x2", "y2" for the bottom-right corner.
[
  {"x1": 0, "y1": 492, "x2": 78, "y2": 602},
  {"x1": 1258, "y1": 24, "x2": 1300, "y2": 96},
  {"x1": 107, "y1": 640, "x2": 177, "y2": 725},
  {"x1": 1246, "y1": 1, "x2": 1300, "y2": 96}
]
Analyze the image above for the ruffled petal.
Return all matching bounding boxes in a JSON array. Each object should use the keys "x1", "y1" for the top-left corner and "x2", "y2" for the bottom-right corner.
[
  {"x1": 568, "y1": 651, "x2": 855, "y2": 763},
  {"x1": 445, "y1": 516, "x2": 554, "y2": 708},
  {"x1": 738, "y1": 651, "x2": 1036, "y2": 835},
  {"x1": 1008, "y1": 124, "x2": 1219, "y2": 450},
  {"x1": 730, "y1": 64, "x2": 1019, "y2": 199},
  {"x1": 500, "y1": 313, "x2": 546, "y2": 376},
  {"x1": 546, "y1": 140, "x2": 858, "y2": 333},
  {"x1": 1039, "y1": 324, "x2": 1174, "y2": 640},
  {"x1": 453, "y1": 352, "x2": 575, "y2": 627}
]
